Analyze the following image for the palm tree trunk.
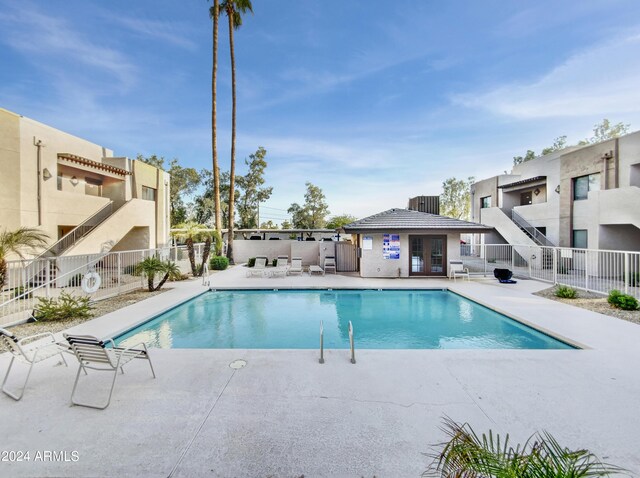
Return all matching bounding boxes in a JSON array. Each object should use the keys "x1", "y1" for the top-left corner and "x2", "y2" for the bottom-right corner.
[
  {"x1": 154, "y1": 272, "x2": 170, "y2": 291},
  {"x1": 212, "y1": 0, "x2": 222, "y2": 233},
  {"x1": 186, "y1": 237, "x2": 197, "y2": 275},
  {"x1": 226, "y1": 11, "x2": 236, "y2": 264},
  {"x1": 200, "y1": 237, "x2": 212, "y2": 274},
  {"x1": 147, "y1": 274, "x2": 155, "y2": 292}
]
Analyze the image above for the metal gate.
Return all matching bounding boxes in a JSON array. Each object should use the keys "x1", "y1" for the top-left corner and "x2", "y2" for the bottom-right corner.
[{"x1": 336, "y1": 243, "x2": 358, "y2": 272}]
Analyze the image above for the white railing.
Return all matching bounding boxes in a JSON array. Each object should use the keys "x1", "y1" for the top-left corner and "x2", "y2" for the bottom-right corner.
[
  {"x1": 0, "y1": 243, "x2": 208, "y2": 326},
  {"x1": 461, "y1": 244, "x2": 640, "y2": 298}
]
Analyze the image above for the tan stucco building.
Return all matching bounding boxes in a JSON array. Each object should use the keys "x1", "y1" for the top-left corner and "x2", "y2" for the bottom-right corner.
[
  {"x1": 471, "y1": 130, "x2": 640, "y2": 251},
  {"x1": 0, "y1": 108, "x2": 170, "y2": 258}
]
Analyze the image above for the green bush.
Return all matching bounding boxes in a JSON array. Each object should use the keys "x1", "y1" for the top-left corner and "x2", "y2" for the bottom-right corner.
[
  {"x1": 209, "y1": 256, "x2": 229, "y2": 271},
  {"x1": 608, "y1": 289, "x2": 639, "y2": 311},
  {"x1": 11, "y1": 286, "x2": 32, "y2": 300},
  {"x1": 123, "y1": 264, "x2": 141, "y2": 276},
  {"x1": 247, "y1": 257, "x2": 256, "y2": 268},
  {"x1": 555, "y1": 285, "x2": 578, "y2": 299},
  {"x1": 35, "y1": 292, "x2": 94, "y2": 322}
]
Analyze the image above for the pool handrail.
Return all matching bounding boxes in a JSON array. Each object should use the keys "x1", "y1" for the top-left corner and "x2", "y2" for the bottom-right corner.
[
  {"x1": 319, "y1": 320, "x2": 324, "y2": 364},
  {"x1": 348, "y1": 321, "x2": 356, "y2": 364}
]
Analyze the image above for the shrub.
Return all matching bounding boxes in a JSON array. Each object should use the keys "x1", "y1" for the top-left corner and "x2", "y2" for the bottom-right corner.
[
  {"x1": 122, "y1": 264, "x2": 141, "y2": 275},
  {"x1": 608, "y1": 289, "x2": 639, "y2": 311},
  {"x1": 35, "y1": 292, "x2": 94, "y2": 322},
  {"x1": 209, "y1": 256, "x2": 229, "y2": 271},
  {"x1": 11, "y1": 286, "x2": 32, "y2": 300},
  {"x1": 247, "y1": 257, "x2": 256, "y2": 268},
  {"x1": 554, "y1": 285, "x2": 577, "y2": 299}
]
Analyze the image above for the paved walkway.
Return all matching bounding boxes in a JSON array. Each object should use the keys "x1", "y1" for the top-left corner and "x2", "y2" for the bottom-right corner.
[{"x1": 1, "y1": 265, "x2": 639, "y2": 477}]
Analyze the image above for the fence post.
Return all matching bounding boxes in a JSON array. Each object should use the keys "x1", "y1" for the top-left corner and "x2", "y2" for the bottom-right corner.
[
  {"x1": 553, "y1": 248, "x2": 558, "y2": 285},
  {"x1": 483, "y1": 243, "x2": 487, "y2": 276},
  {"x1": 511, "y1": 245, "x2": 515, "y2": 272},
  {"x1": 117, "y1": 252, "x2": 122, "y2": 295},
  {"x1": 624, "y1": 252, "x2": 629, "y2": 295},
  {"x1": 585, "y1": 252, "x2": 589, "y2": 292},
  {"x1": 45, "y1": 258, "x2": 51, "y2": 298}
]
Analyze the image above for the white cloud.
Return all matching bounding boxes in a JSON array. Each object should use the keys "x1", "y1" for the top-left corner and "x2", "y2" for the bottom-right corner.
[
  {"x1": 454, "y1": 30, "x2": 640, "y2": 119},
  {"x1": 104, "y1": 15, "x2": 197, "y2": 51}
]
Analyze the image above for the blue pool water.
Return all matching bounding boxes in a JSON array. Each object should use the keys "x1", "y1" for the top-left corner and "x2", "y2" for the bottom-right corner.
[{"x1": 114, "y1": 289, "x2": 574, "y2": 350}]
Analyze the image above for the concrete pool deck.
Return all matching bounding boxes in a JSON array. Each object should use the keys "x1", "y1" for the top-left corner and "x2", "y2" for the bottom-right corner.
[{"x1": 1, "y1": 265, "x2": 640, "y2": 477}]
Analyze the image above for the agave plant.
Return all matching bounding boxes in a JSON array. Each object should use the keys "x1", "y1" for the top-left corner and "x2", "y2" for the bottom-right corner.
[{"x1": 425, "y1": 417, "x2": 623, "y2": 478}]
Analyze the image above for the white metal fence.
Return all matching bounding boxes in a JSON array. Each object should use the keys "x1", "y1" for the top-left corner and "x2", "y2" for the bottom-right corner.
[
  {"x1": 0, "y1": 243, "x2": 208, "y2": 326},
  {"x1": 461, "y1": 244, "x2": 640, "y2": 298}
]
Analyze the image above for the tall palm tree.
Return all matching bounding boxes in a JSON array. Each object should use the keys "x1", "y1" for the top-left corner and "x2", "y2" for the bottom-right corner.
[
  {"x1": 0, "y1": 227, "x2": 49, "y2": 291},
  {"x1": 209, "y1": 0, "x2": 222, "y2": 234},
  {"x1": 220, "y1": 0, "x2": 253, "y2": 263}
]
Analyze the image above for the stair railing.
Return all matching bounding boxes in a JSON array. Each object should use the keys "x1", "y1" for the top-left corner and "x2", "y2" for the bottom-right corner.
[{"x1": 511, "y1": 210, "x2": 555, "y2": 247}]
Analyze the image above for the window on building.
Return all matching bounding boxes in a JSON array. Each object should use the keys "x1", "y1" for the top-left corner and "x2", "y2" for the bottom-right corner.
[
  {"x1": 85, "y1": 177, "x2": 103, "y2": 197},
  {"x1": 480, "y1": 196, "x2": 491, "y2": 208},
  {"x1": 573, "y1": 173, "x2": 600, "y2": 200},
  {"x1": 572, "y1": 229, "x2": 588, "y2": 249},
  {"x1": 520, "y1": 191, "x2": 532, "y2": 205},
  {"x1": 142, "y1": 186, "x2": 157, "y2": 201},
  {"x1": 57, "y1": 172, "x2": 63, "y2": 191}
]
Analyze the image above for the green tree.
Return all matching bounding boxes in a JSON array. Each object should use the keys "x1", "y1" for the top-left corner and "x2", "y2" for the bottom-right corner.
[
  {"x1": 137, "y1": 155, "x2": 201, "y2": 225},
  {"x1": 172, "y1": 222, "x2": 211, "y2": 276},
  {"x1": 541, "y1": 135, "x2": 567, "y2": 155},
  {"x1": 512, "y1": 149, "x2": 536, "y2": 166},
  {"x1": 220, "y1": 0, "x2": 253, "y2": 262},
  {"x1": 579, "y1": 118, "x2": 630, "y2": 145},
  {"x1": 236, "y1": 147, "x2": 273, "y2": 229},
  {"x1": 209, "y1": 0, "x2": 222, "y2": 234},
  {"x1": 259, "y1": 220, "x2": 277, "y2": 229},
  {"x1": 0, "y1": 227, "x2": 49, "y2": 290},
  {"x1": 191, "y1": 169, "x2": 238, "y2": 228},
  {"x1": 440, "y1": 177, "x2": 474, "y2": 220},
  {"x1": 136, "y1": 257, "x2": 181, "y2": 292},
  {"x1": 280, "y1": 220, "x2": 292, "y2": 229},
  {"x1": 326, "y1": 214, "x2": 357, "y2": 229},
  {"x1": 288, "y1": 182, "x2": 330, "y2": 229}
]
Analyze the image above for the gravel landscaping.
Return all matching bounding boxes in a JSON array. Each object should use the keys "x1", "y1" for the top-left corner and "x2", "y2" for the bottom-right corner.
[
  {"x1": 534, "y1": 286, "x2": 640, "y2": 325},
  {"x1": 0, "y1": 288, "x2": 169, "y2": 351}
]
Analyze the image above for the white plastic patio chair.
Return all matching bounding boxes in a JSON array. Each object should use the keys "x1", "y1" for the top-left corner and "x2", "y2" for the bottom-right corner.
[
  {"x1": 448, "y1": 260, "x2": 470, "y2": 282},
  {"x1": 288, "y1": 257, "x2": 303, "y2": 275},
  {"x1": 1, "y1": 328, "x2": 68, "y2": 401},
  {"x1": 63, "y1": 333, "x2": 156, "y2": 410},
  {"x1": 270, "y1": 255, "x2": 289, "y2": 278},
  {"x1": 246, "y1": 256, "x2": 268, "y2": 278},
  {"x1": 323, "y1": 256, "x2": 337, "y2": 274}
]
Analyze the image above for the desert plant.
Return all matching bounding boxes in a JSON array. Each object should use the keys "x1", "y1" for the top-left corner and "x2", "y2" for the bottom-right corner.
[
  {"x1": 425, "y1": 417, "x2": 622, "y2": 478},
  {"x1": 0, "y1": 227, "x2": 49, "y2": 291},
  {"x1": 210, "y1": 256, "x2": 229, "y2": 271},
  {"x1": 247, "y1": 257, "x2": 256, "y2": 267},
  {"x1": 10, "y1": 286, "x2": 32, "y2": 300},
  {"x1": 35, "y1": 292, "x2": 93, "y2": 322},
  {"x1": 136, "y1": 257, "x2": 181, "y2": 292},
  {"x1": 608, "y1": 289, "x2": 639, "y2": 311},
  {"x1": 172, "y1": 222, "x2": 211, "y2": 276},
  {"x1": 555, "y1": 285, "x2": 578, "y2": 299}
]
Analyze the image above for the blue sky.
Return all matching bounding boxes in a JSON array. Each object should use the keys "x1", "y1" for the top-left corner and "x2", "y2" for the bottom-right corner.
[{"x1": 2, "y1": 0, "x2": 640, "y2": 223}]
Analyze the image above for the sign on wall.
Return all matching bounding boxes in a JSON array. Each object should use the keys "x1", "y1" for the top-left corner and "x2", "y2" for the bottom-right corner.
[
  {"x1": 383, "y1": 234, "x2": 400, "y2": 259},
  {"x1": 363, "y1": 236, "x2": 373, "y2": 250}
]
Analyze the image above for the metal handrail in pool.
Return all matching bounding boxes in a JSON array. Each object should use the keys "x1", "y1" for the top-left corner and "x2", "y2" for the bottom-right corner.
[
  {"x1": 319, "y1": 320, "x2": 324, "y2": 364},
  {"x1": 349, "y1": 321, "x2": 356, "y2": 364}
]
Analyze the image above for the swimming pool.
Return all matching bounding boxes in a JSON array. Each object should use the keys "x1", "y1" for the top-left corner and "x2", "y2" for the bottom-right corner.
[{"x1": 115, "y1": 289, "x2": 573, "y2": 350}]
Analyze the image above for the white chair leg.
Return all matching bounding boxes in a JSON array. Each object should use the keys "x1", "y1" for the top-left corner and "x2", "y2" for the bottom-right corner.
[
  {"x1": 70, "y1": 366, "x2": 119, "y2": 410},
  {"x1": 2, "y1": 357, "x2": 34, "y2": 401}
]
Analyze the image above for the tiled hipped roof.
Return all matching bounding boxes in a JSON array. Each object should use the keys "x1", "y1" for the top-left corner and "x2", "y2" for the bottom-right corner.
[{"x1": 342, "y1": 208, "x2": 492, "y2": 232}]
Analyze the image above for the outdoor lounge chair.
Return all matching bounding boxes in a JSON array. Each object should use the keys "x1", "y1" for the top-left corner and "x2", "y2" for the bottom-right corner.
[
  {"x1": 1, "y1": 328, "x2": 68, "y2": 401},
  {"x1": 494, "y1": 268, "x2": 517, "y2": 284},
  {"x1": 270, "y1": 256, "x2": 289, "y2": 278},
  {"x1": 323, "y1": 256, "x2": 337, "y2": 274},
  {"x1": 288, "y1": 257, "x2": 303, "y2": 275},
  {"x1": 448, "y1": 260, "x2": 470, "y2": 282},
  {"x1": 247, "y1": 256, "x2": 268, "y2": 278},
  {"x1": 63, "y1": 333, "x2": 156, "y2": 410}
]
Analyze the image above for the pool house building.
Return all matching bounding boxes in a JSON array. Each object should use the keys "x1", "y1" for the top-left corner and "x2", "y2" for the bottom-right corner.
[{"x1": 342, "y1": 208, "x2": 492, "y2": 278}]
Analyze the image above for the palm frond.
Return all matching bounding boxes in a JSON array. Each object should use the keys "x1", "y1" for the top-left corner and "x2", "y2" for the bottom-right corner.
[{"x1": 0, "y1": 227, "x2": 49, "y2": 259}]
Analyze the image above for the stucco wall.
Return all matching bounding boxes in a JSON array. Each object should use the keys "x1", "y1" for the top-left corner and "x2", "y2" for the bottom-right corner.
[
  {"x1": 0, "y1": 109, "x2": 21, "y2": 230},
  {"x1": 359, "y1": 231, "x2": 461, "y2": 278},
  {"x1": 232, "y1": 240, "x2": 324, "y2": 266}
]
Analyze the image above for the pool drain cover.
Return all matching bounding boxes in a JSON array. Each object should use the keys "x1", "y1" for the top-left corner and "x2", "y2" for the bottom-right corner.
[{"x1": 229, "y1": 359, "x2": 247, "y2": 369}]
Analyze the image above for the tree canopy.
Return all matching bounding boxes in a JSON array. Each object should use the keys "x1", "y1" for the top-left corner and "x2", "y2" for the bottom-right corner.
[
  {"x1": 235, "y1": 147, "x2": 273, "y2": 229},
  {"x1": 288, "y1": 182, "x2": 330, "y2": 229},
  {"x1": 440, "y1": 177, "x2": 474, "y2": 220},
  {"x1": 326, "y1": 214, "x2": 357, "y2": 229}
]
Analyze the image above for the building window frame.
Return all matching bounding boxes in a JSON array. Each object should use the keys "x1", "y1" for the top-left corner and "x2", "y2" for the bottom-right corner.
[
  {"x1": 572, "y1": 229, "x2": 588, "y2": 249},
  {"x1": 141, "y1": 186, "x2": 157, "y2": 201},
  {"x1": 480, "y1": 196, "x2": 491, "y2": 209},
  {"x1": 573, "y1": 173, "x2": 600, "y2": 201}
]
